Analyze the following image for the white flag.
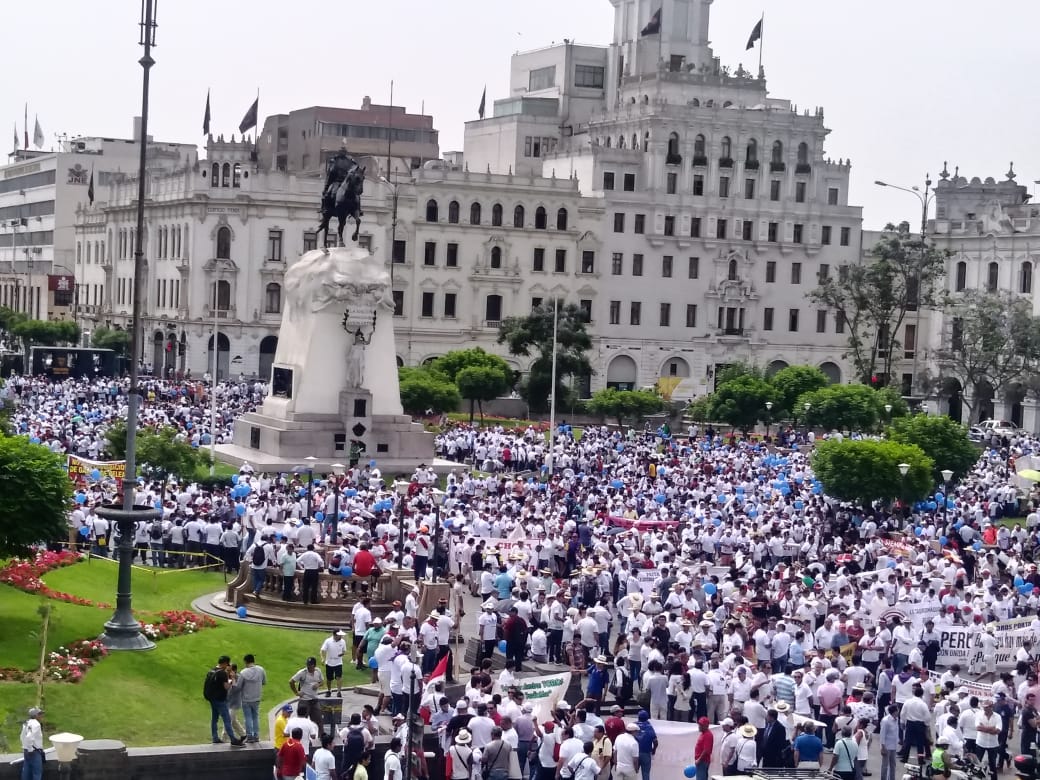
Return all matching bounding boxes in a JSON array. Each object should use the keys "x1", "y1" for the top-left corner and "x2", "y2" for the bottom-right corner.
[{"x1": 33, "y1": 116, "x2": 44, "y2": 148}]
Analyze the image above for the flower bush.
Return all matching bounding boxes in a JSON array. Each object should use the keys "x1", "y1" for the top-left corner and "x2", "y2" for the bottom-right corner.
[
  {"x1": 139, "y1": 610, "x2": 216, "y2": 641},
  {"x1": 0, "y1": 639, "x2": 109, "y2": 684}
]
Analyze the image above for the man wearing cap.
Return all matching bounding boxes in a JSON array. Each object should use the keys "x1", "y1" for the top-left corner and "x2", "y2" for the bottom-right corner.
[
  {"x1": 320, "y1": 628, "x2": 347, "y2": 697},
  {"x1": 19, "y1": 707, "x2": 44, "y2": 780},
  {"x1": 290, "y1": 657, "x2": 323, "y2": 701},
  {"x1": 693, "y1": 717, "x2": 714, "y2": 780}
]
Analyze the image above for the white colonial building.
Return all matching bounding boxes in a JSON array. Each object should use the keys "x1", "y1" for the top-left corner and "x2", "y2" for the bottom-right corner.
[{"x1": 462, "y1": 0, "x2": 864, "y2": 397}]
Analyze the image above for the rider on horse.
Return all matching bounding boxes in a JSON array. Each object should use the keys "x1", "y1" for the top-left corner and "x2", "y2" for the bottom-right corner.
[
  {"x1": 323, "y1": 147, "x2": 359, "y2": 206},
  {"x1": 318, "y1": 147, "x2": 365, "y2": 246}
]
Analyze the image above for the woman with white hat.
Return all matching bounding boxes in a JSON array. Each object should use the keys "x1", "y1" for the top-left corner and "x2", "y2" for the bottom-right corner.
[
  {"x1": 447, "y1": 729, "x2": 475, "y2": 780},
  {"x1": 734, "y1": 723, "x2": 759, "y2": 773}
]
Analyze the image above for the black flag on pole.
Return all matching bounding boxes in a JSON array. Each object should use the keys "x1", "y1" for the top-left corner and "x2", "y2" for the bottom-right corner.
[
  {"x1": 238, "y1": 97, "x2": 258, "y2": 134},
  {"x1": 478, "y1": 87, "x2": 486, "y2": 120},
  {"x1": 203, "y1": 89, "x2": 211, "y2": 135},
  {"x1": 640, "y1": 7, "x2": 661, "y2": 35},
  {"x1": 87, "y1": 167, "x2": 95, "y2": 206},
  {"x1": 746, "y1": 18, "x2": 763, "y2": 50}
]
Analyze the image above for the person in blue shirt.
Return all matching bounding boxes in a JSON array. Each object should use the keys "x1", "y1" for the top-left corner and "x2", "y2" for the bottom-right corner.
[
  {"x1": 788, "y1": 632, "x2": 806, "y2": 668},
  {"x1": 585, "y1": 656, "x2": 610, "y2": 711},
  {"x1": 792, "y1": 722, "x2": 825, "y2": 767},
  {"x1": 494, "y1": 566, "x2": 513, "y2": 600},
  {"x1": 634, "y1": 710, "x2": 658, "y2": 780}
]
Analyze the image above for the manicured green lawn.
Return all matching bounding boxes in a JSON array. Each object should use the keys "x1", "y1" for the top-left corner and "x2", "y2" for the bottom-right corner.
[{"x1": 0, "y1": 560, "x2": 367, "y2": 748}]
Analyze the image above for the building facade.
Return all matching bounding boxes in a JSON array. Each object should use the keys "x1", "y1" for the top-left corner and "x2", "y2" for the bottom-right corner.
[
  {"x1": 1, "y1": 126, "x2": 193, "y2": 324},
  {"x1": 463, "y1": 0, "x2": 864, "y2": 398}
]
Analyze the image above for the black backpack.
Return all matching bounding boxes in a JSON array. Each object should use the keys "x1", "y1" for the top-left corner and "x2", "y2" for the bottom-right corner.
[
  {"x1": 252, "y1": 545, "x2": 267, "y2": 566},
  {"x1": 203, "y1": 667, "x2": 224, "y2": 701},
  {"x1": 149, "y1": 520, "x2": 164, "y2": 541},
  {"x1": 343, "y1": 727, "x2": 366, "y2": 766}
]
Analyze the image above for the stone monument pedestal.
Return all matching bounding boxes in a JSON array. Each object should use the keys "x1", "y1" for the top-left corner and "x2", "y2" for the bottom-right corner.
[{"x1": 217, "y1": 245, "x2": 434, "y2": 472}]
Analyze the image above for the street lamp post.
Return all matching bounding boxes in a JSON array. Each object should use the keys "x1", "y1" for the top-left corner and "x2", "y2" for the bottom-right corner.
[
  {"x1": 764, "y1": 400, "x2": 773, "y2": 440},
  {"x1": 330, "y1": 463, "x2": 345, "y2": 544},
  {"x1": 99, "y1": 0, "x2": 158, "y2": 651},
  {"x1": 875, "y1": 175, "x2": 934, "y2": 391},
  {"x1": 884, "y1": 403, "x2": 893, "y2": 432},
  {"x1": 378, "y1": 176, "x2": 400, "y2": 287},
  {"x1": 940, "y1": 468, "x2": 953, "y2": 527},
  {"x1": 303, "y1": 455, "x2": 318, "y2": 521},
  {"x1": 430, "y1": 487, "x2": 446, "y2": 582},
  {"x1": 898, "y1": 462, "x2": 910, "y2": 515},
  {"x1": 394, "y1": 480, "x2": 410, "y2": 569},
  {"x1": 803, "y1": 402, "x2": 811, "y2": 434}
]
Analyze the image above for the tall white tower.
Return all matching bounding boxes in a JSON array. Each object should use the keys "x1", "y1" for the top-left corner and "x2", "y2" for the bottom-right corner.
[{"x1": 608, "y1": 0, "x2": 714, "y2": 86}]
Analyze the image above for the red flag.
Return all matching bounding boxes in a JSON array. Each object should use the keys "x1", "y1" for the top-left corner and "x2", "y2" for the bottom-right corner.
[{"x1": 425, "y1": 653, "x2": 449, "y2": 688}]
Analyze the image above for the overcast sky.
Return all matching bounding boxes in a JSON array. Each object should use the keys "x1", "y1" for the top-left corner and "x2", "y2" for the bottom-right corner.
[{"x1": 3, "y1": 0, "x2": 1036, "y2": 229}]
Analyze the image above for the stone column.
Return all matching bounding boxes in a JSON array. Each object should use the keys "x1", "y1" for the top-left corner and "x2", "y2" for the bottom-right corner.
[
  {"x1": 73, "y1": 739, "x2": 127, "y2": 780},
  {"x1": 1022, "y1": 400, "x2": 1040, "y2": 435}
]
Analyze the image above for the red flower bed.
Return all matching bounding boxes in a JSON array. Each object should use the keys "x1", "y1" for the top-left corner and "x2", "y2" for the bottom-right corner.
[
  {"x1": 140, "y1": 610, "x2": 216, "y2": 641},
  {"x1": 0, "y1": 550, "x2": 111, "y2": 608}
]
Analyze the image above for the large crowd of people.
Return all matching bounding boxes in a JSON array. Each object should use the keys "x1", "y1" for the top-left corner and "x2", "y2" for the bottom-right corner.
[{"x1": 9, "y1": 375, "x2": 1040, "y2": 780}]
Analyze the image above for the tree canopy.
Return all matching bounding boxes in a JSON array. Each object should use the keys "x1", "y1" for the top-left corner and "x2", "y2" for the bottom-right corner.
[
  {"x1": 809, "y1": 222, "x2": 948, "y2": 386},
  {"x1": 799, "y1": 383, "x2": 901, "y2": 433},
  {"x1": 887, "y1": 414, "x2": 978, "y2": 487},
  {"x1": 498, "y1": 300, "x2": 592, "y2": 413},
  {"x1": 708, "y1": 375, "x2": 775, "y2": 433},
  {"x1": 398, "y1": 367, "x2": 460, "y2": 417},
  {"x1": 769, "y1": 365, "x2": 829, "y2": 419},
  {"x1": 431, "y1": 348, "x2": 512, "y2": 423},
  {"x1": 91, "y1": 327, "x2": 131, "y2": 357},
  {"x1": 811, "y1": 438, "x2": 933, "y2": 506},
  {"x1": 0, "y1": 436, "x2": 71, "y2": 556},
  {"x1": 586, "y1": 388, "x2": 663, "y2": 426},
  {"x1": 136, "y1": 426, "x2": 212, "y2": 482}
]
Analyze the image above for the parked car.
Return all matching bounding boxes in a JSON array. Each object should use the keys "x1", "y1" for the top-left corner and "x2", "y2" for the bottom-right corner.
[{"x1": 969, "y1": 419, "x2": 1020, "y2": 442}]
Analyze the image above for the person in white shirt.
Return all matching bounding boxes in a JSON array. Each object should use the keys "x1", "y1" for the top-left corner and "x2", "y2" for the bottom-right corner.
[
  {"x1": 319, "y1": 629, "x2": 347, "y2": 697},
  {"x1": 974, "y1": 699, "x2": 1002, "y2": 780},
  {"x1": 312, "y1": 733, "x2": 338, "y2": 780}
]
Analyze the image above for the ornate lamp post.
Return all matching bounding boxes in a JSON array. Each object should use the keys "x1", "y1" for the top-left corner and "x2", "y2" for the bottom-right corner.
[
  {"x1": 99, "y1": 0, "x2": 158, "y2": 651},
  {"x1": 431, "y1": 488, "x2": 446, "y2": 582},
  {"x1": 884, "y1": 403, "x2": 893, "y2": 431},
  {"x1": 394, "y1": 480, "x2": 411, "y2": 568},
  {"x1": 941, "y1": 468, "x2": 953, "y2": 526},
  {"x1": 303, "y1": 455, "x2": 318, "y2": 520},
  {"x1": 329, "y1": 463, "x2": 345, "y2": 544},
  {"x1": 898, "y1": 462, "x2": 910, "y2": 515},
  {"x1": 764, "y1": 400, "x2": 773, "y2": 440}
]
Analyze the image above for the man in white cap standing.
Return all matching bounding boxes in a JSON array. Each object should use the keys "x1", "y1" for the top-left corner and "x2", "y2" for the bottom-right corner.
[{"x1": 20, "y1": 707, "x2": 44, "y2": 780}]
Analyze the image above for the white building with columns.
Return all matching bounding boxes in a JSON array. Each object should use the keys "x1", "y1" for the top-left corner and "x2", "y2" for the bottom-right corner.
[{"x1": 463, "y1": 0, "x2": 864, "y2": 397}]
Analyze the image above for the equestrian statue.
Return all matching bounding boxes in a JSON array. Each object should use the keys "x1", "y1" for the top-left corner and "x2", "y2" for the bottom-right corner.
[{"x1": 318, "y1": 148, "x2": 365, "y2": 247}]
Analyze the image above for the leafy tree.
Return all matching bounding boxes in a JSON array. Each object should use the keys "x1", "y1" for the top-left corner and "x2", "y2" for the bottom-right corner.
[
  {"x1": 455, "y1": 366, "x2": 511, "y2": 424},
  {"x1": 769, "y1": 365, "x2": 829, "y2": 419},
  {"x1": 91, "y1": 327, "x2": 131, "y2": 357},
  {"x1": 398, "y1": 368, "x2": 460, "y2": 416},
  {"x1": 931, "y1": 291, "x2": 1040, "y2": 421},
  {"x1": 137, "y1": 426, "x2": 212, "y2": 484},
  {"x1": 431, "y1": 348, "x2": 512, "y2": 424},
  {"x1": 875, "y1": 386, "x2": 910, "y2": 422},
  {"x1": 714, "y1": 361, "x2": 764, "y2": 386},
  {"x1": 799, "y1": 384, "x2": 882, "y2": 433},
  {"x1": 812, "y1": 438, "x2": 933, "y2": 505},
  {"x1": 586, "y1": 388, "x2": 664, "y2": 426},
  {"x1": 0, "y1": 436, "x2": 71, "y2": 555},
  {"x1": 498, "y1": 300, "x2": 592, "y2": 413},
  {"x1": 709, "y1": 375, "x2": 775, "y2": 433},
  {"x1": 9, "y1": 318, "x2": 80, "y2": 362},
  {"x1": 809, "y1": 221, "x2": 948, "y2": 385},
  {"x1": 104, "y1": 419, "x2": 128, "y2": 460},
  {"x1": 0, "y1": 306, "x2": 26, "y2": 347},
  {"x1": 686, "y1": 394, "x2": 715, "y2": 422},
  {"x1": 888, "y1": 414, "x2": 978, "y2": 486}
]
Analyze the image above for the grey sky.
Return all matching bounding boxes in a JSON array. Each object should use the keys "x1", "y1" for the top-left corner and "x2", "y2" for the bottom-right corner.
[{"x1": 3, "y1": 0, "x2": 1036, "y2": 229}]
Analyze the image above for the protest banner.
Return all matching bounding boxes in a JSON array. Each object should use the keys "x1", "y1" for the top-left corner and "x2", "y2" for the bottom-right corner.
[
  {"x1": 503, "y1": 671, "x2": 572, "y2": 722},
  {"x1": 634, "y1": 567, "x2": 659, "y2": 597},
  {"x1": 934, "y1": 616, "x2": 1033, "y2": 669},
  {"x1": 67, "y1": 455, "x2": 126, "y2": 483}
]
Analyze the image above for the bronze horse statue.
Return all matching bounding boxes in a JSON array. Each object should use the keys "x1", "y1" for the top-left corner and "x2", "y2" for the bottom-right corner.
[{"x1": 317, "y1": 164, "x2": 365, "y2": 247}]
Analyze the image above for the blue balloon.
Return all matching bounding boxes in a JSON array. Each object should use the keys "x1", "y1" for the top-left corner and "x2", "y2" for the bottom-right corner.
[
  {"x1": 235, "y1": 504, "x2": 246, "y2": 517},
  {"x1": 78, "y1": 525, "x2": 90, "y2": 537},
  {"x1": 946, "y1": 499, "x2": 955, "y2": 509},
  {"x1": 369, "y1": 460, "x2": 377, "y2": 468},
  {"x1": 654, "y1": 494, "x2": 667, "y2": 504},
  {"x1": 232, "y1": 475, "x2": 241, "y2": 485},
  {"x1": 299, "y1": 487, "x2": 307, "y2": 497},
  {"x1": 610, "y1": 480, "x2": 624, "y2": 489},
  {"x1": 748, "y1": 509, "x2": 757, "y2": 518},
  {"x1": 236, "y1": 606, "x2": 247, "y2": 618},
  {"x1": 75, "y1": 493, "x2": 86, "y2": 504},
  {"x1": 90, "y1": 468, "x2": 102, "y2": 482},
  {"x1": 369, "y1": 656, "x2": 379, "y2": 670},
  {"x1": 703, "y1": 583, "x2": 717, "y2": 596},
  {"x1": 315, "y1": 511, "x2": 325, "y2": 522},
  {"x1": 1020, "y1": 583, "x2": 1034, "y2": 595},
  {"x1": 712, "y1": 517, "x2": 722, "y2": 527},
  {"x1": 1014, "y1": 576, "x2": 1024, "y2": 587},
  {"x1": 684, "y1": 767, "x2": 697, "y2": 779},
  {"x1": 926, "y1": 501, "x2": 937, "y2": 511},
  {"x1": 938, "y1": 535, "x2": 948, "y2": 546},
  {"x1": 887, "y1": 560, "x2": 896, "y2": 568},
  {"x1": 29, "y1": 436, "x2": 41, "y2": 444},
  {"x1": 345, "y1": 488, "x2": 358, "y2": 497},
  {"x1": 341, "y1": 566, "x2": 353, "y2": 577},
  {"x1": 934, "y1": 493, "x2": 944, "y2": 504},
  {"x1": 794, "y1": 500, "x2": 804, "y2": 510},
  {"x1": 498, "y1": 640, "x2": 507, "y2": 654},
  {"x1": 443, "y1": 519, "x2": 454, "y2": 529},
  {"x1": 914, "y1": 527, "x2": 923, "y2": 537},
  {"x1": 973, "y1": 540, "x2": 982, "y2": 551}
]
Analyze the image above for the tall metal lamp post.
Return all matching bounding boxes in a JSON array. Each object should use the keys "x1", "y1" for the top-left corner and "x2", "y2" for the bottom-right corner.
[
  {"x1": 303, "y1": 455, "x2": 318, "y2": 520},
  {"x1": 802, "y1": 402, "x2": 811, "y2": 434},
  {"x1": 431, "y1": 487, "x2": 446, "y2": 582},
  {"x1": 940, "y1": 468, "x2": 953, "y2": 526},
  {"x1": 394, "y1": 480, "x2": 411, "y2": 568},
  {"x1": 884, "y1": 403, "x2": 893, "y2": 429},
  {"x1": 764, "y1": 400, "x2": 773, "y2": 440},
  {"x1": 898, "y1": 462, "x2": 910, "y2": 516},
  {"x1": 330, "y1": 463, "x2": 345, "y2": 544},
  {"x1": 98, "y1": 0, "x2": 158, "y2": 651}
]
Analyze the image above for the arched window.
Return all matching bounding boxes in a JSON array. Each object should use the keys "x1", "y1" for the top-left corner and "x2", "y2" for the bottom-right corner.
[
  {"x1": 955, "y1": 261, "x2": 967, "y2": 292},
  {"x1": 667, "y1": 132, "x2": 680, "y2": 159},
  {"x1": 425, "y1": 199, "x2": 439, "y2": 222},
  {"x1": 265, "y1": 282, "x2": 281, "y2": 313},
  {"x1": 691, "y1": 98, "x2": 700, "y2": 107},
  {"x1": 693, "y1": 134, "x2": 705, "y2": 157},
  {"x1": 727, "y1": 258, "x2": 738, "y2": 281},
  {"x1": 617, "y1": 135, "x2": 625, "y2": 149},
  {"x1": 746, "y1": 138, "x2": 758, "y2": 163},
  {"x1": 557, "y1": 208, "x2": 569, "y2": 230},
  {"x1": 721, "y1": 136, "x2": 732, "y2": 159},
  {"x1": 797, "y1": 142, "x2": 809, "y2": 165},
  {"x1": 216, "y1": 226, "x2": 231, "y2": 259},
  {"x1": 771, "y1": 141, "x2": 784, "y2": 164},
  {"x1": 513, "y1": 205, "x2": 525, "y2": 228},
  {"x1": 643, "y1": 132, "x2": 649, "y2": 152},
  {"x1": 212, "y1": 279, "x2": 231, "y2": 311},
  {"x1": 631, "y1": 133, "x2": 638, "y2": 150},
  {"x1": 232, "y1": 163, "x2": 242, "y2": 188},
  {"x1": 1022, "y1": 262, "x2": 1033, "y2": 294},
  {"x1": 491, "y1": 204, "x2": 503, "y2": 227},
  {"x1": 485, "y1": 294, "x2": 503, "y2": 323},
  {"x1": 221, "y1": 162, "x2": 231, "y2": 187},
  {"x1": 491, "y1": 246, "x2": 502, "y2": 269},
  {"x1": 448, "y1": 200, "x2": 460, "y2": 224},
  {"x1": 987, "y1": 261, "x2": 999, "y2": 292},
  {"x1": 210, "y1": 163, "x2": 219, "y2": 188},
  {"x1": 535, "y1": 207, "x2": 547, "y2": 230},
  {"x1": 605, "y1": 137, "x2": 611, "y2": 148},
  {"x1": 470, "y1": 202, "x2": 482, "y2": 225}
]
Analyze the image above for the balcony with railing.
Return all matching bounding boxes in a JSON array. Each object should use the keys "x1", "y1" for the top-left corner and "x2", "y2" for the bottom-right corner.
[
  {"x1": 692, "y1": 155, "x2": 708, "y2": 168},
  {"x1": 744, "y1": 159, "x2": 760, "y2": 171},
  {"x1": 666, "y1": 153, "x2": 683, "y2": 166},
  {"x1": 795, "y1": 163, "x2": 812, "y2": 175},
  {"x1": 718, "y1": 157, "x2": 734, "y2": 169},
  {"x1": 770, "y1": 161, "x2": 786, "y2": 173}
]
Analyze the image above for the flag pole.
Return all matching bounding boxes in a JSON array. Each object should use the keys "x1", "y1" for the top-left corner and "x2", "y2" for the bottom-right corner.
[
  {"x1": 386, "y1": 79, "x2": 393, "y2": 178},
  {"x1": 757, "y1": 14, "x2": 764, "y2": 77},
  {"x1": 253, "y1": 88, "x2": 259, "y2": 162}
]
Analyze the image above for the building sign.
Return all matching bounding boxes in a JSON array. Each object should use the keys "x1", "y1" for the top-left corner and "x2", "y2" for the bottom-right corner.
[
  {"x1": 206, "y1": 206, "x2": 242, "y2": 215},
  {"x1": 48, "y1": 274, "x2": 75, "y2": 292},
  {"x1": 67, "y1": 164, "x2": 89, "y2": 185}
]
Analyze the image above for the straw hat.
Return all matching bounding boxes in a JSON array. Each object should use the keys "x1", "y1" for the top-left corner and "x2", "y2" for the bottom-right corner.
[
  {"x1": 455, "y1": 729, "x2": 473, "y2": 745},
  {"x1": 775, "y1": 701, "x2": 790, "y2": 712},
  {"x1": 739, "y1": 724, "x2": 758, "y2": 738}
]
